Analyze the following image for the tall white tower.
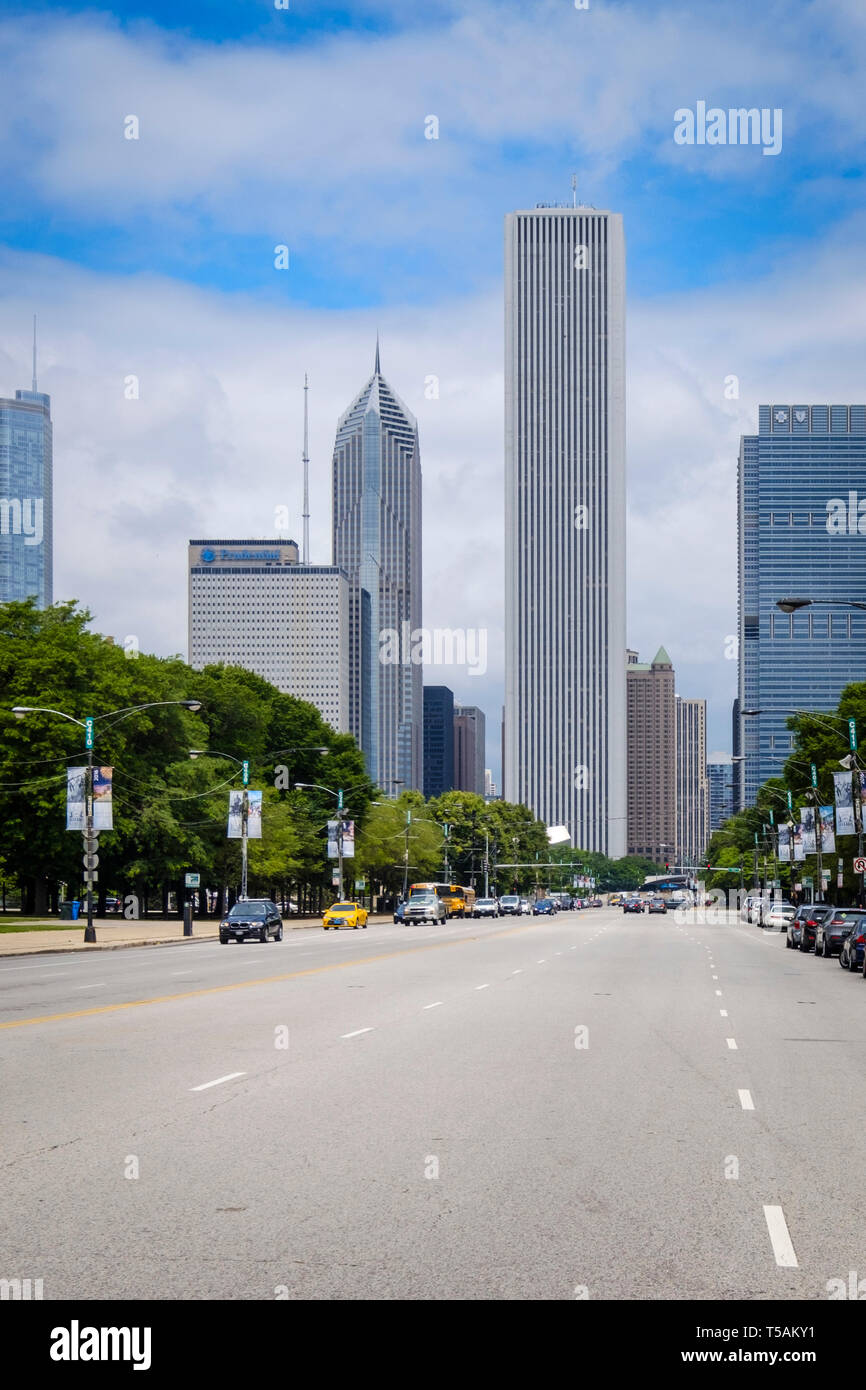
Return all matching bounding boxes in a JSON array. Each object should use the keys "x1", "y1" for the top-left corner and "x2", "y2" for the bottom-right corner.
[{"x1": 504, "y1": 206, "x2": 627, "y2": 855}]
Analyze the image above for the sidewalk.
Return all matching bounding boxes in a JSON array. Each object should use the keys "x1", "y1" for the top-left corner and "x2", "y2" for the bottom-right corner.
[{"x1": 0, "y1": 914, "x2": 393, "y2": 957}]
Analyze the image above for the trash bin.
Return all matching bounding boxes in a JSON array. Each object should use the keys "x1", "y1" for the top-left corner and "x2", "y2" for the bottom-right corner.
[{"x1": 59, "y1": 900, "x2": 80, "y2": 921}]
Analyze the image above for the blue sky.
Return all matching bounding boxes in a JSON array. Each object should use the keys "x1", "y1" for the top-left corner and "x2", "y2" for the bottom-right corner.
[{"x1": 1, "y1": 0, "x2": 865, "y2": 779}]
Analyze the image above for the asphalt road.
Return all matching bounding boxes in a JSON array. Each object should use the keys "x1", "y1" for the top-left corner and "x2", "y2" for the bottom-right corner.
[{"x1": 2, "y1": 906, "x2": 866, "y2": 1300}]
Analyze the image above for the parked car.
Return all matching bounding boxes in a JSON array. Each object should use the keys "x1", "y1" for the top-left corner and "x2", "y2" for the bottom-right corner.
[
  {"x1": 532, "y1": 898, "x2": 556, "y2": 915},
  {"x1": 473, "y1": 897, "x2": 500, "y2": 919},
  {"x1": 814, "y1": 907, "x2": 866, "y2": 959},
  {"x1": 648, "y1": 897, "x2": 667, "y2": 914},
  {"x1": 323, "y1": 900, "x2": 369, "y2": 930},
  {"x1": 403, "y1": 893, "x2": 447, "y2": 924},
  {"x1": 795, "y1": 904, "x2": 832, "y2": 952},
  {"x1": 764, "y1": 903, "x2": 795, "y2": 930},
  {"x1": 220, "y1": 898, "x2": 283, "y2": 944},
  {"x1": 785, "y1": 911, "x2": 805, "y2": 949},
  {"x1": 518, "y1": 898, "x2": 533, "y2": 915},
  {"x1": 498, "y1": 894, "x2": 521, "y2": 916},
  {"x1": 838, "y1": 913, "x2": 866, "y2": 971}
]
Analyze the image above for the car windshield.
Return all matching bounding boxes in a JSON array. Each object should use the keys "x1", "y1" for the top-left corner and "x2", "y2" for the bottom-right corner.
[
  {"x1": 410, "y1": 895, "x2": 436, "y2": 904},
  {"x1": 228, "y1": 903, "x2": 267, "y2": 918},
  {"x1": 331, "y1": 903, "x2": 356, "y2": 910}
]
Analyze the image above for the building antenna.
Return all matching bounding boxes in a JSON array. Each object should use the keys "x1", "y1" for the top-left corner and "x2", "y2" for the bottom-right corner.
[
  {"x1": 32, "y1": 314, "x2": 37, "y2": 392},
  {"x1": 572, "y1": 173, "x2": 577, "y2": 208},
  {"x1": 302, "y1": 372, "x2": 310, "y2": 565}
]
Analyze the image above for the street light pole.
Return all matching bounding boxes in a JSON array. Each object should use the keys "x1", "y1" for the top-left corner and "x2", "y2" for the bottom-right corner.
[{"x1": 13, "y1": 699, "x2": 202, "y2": 943}]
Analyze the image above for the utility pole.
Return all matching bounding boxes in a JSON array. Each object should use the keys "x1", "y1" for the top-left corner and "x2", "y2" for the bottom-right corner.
[
  {"x1": 402, "y1": 807, "x2": 411, "y2": 900},
  {"x1": 240, "y1": 758, "x2": 250, "y2": 901},
  {"x1": 84, "y1": 717, "x2": 95, "y2": 942},
  {"x1": 484, "y1": 832, "x2": 490, "y2": 897}
]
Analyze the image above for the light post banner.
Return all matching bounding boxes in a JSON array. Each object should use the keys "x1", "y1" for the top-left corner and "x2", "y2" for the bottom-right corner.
[
  {"x1": 800, "y1": 807, "x2": 817, "y2": 855},
  {"x1": 777, "y1": 824, "x2": 791, "y2": 862},
  {"x1": 328, "y1": 819, "x2": 355, "y2": 858},
  {"x1": 227, "y1": 791, "x2": 244, "y2": 838},
  {"x1": 66, "y1": 766, "x2": 86, "y2": 830},
  {"x1": 92, "y1": 766, "x2": 113, "y2": 830},
  {"x1": 834, "y1": 772, "x2": 856, "y2": 835},
  {"x1": 246, "y1": 790, "x2": 262, "y2": 839},
  {"x1": 792, "y1": 821, "x2": 806, "y2": 860},
  {"x1": 819, "y1": 806, "x2": 836, "y2": 854},
  {"x1": 227, "y1": 790, "x2": 262, "y2": 838}
]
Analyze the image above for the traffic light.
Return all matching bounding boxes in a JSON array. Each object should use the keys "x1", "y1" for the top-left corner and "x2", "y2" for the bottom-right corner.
[{"x1": 664, "y1": 861, "x2": 670, "y2": 871}]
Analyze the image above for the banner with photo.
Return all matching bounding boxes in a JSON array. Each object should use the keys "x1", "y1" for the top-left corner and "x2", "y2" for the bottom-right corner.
[
  {"x1": 327, "y1": 819, "x2": 355, "y2": 858},
  {"x1": 819, "y1": 805, "x2": 836, "y2": 854},
  {"x1": 66, "y1": 766, "x2": 86, "y2": 830},
  {"x1": 777, "y1": 824, "x2": 791, "y2": 862},
  {"x1": 92, "y1": 766, "x2": 113, "y2": 830},
  {"x1": 800, "y1": 807, "x2": 817, "y2": 854},
  {"x1": 227, "y1": 790, "x2": 262, "y2": 838},
  {"x1": 246, "y1": 790, "x2": 262, "y2": 839},
  {"x1": 834, "y1": 772, "x2": 856, "y2": 835},
  {"x1": 793, "y1": 819, "x2": 806, "y2": 859}
]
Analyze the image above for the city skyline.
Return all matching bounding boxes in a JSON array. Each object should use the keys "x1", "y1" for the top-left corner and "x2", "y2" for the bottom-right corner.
[{"x1": 2, "y1": 2, "x2": 864, "y2": 791}]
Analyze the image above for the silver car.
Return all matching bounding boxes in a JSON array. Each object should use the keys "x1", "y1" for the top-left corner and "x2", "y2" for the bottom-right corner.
[{"x1": 403, "y1": 893, "x2": 447, "y2": 924}]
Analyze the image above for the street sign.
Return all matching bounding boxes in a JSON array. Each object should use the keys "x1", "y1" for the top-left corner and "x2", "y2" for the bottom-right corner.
[
  {"x1": 810, "y1": 763, "x2": 818, "y2": 788},
  {"x1": 850, "y1": 718, "x2": 858, "y2": 752},
  {"x1": 854, "y1": 857, "x2": 866, "y2": 874},
  {"x1": 83, "y1": 852, "x2": 99, "y2": 869},
  {"x1": 241, "y1": 761, "x2": 250, "y2": 787},
  {"x1": 786, "y1": 790, "x2": 793, "y2": 811},
  {"x1": 85, "y1": 717, "x2": 95, "y2": 750},
  {"x1": 185, "y1": 872, "x2": 201, "y2": 888}
]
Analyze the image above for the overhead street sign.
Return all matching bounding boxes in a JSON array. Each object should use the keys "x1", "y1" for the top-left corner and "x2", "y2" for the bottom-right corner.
[{"x1": 854, "y1": 857, "x2": 866, "y2": 874}]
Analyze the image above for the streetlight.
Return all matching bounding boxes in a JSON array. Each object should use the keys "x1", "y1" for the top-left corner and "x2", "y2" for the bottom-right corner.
[
  {"x1": 13, "y1": 699, "x2": 201, "y2": 942},
  {"x1": 189, "y1": 749, "x2": 253, "y2": 901},
  {"x1": 776, "y1": 597, "x2": 866, "y2": 613},
  {"x1": 295, "y1": 782, "x2": 349, "y2": 898}
]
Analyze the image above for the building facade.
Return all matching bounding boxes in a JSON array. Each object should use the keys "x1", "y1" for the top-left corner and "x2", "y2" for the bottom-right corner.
[
  {"x1": 454, "y1": 704, "x2": 486, "y2": 795},
  {"x1": 707, "y1": 755, "x2": 734, "y2": 833},
  {"x1": 0, "y1": 387, "x2": 53, "y2": 606},
  {"x1": 332, "y1": 346, "x2": 422, "y2": 790},
  {"x1": 503, "y1": 206, "x2": 627, "y2": 853},
  {"x1": 676, "y1": 696, "x2": 709, "y2": 868},
  {"x1": 738, "y1": 405, "x2": 866, "y2": 807},
  {"x1": 188, "y1": 539, "x2": 349, "y2": 733},
  {"x1": 626, "y1": 647, "x2": 676, "y2": 862},
  {"x1": 423, "y1": 686, "x2": 454, "y2": 798}
]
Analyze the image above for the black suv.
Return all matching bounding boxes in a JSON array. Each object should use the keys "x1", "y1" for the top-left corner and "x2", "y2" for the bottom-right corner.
[
  {"x1": 793, "y1": 904, "x2": 832, "y2": 953},
  {"x1": 814, "y1": 907, "x2": 866, "y2": 960},
  {"x1": 220, "y1": 899, "x2": 283, "y2": 944}
]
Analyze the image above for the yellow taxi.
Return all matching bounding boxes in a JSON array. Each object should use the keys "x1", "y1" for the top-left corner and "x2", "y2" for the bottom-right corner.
[{"x1": 323, "y1": 900, "x2": 368, "y2": 930}]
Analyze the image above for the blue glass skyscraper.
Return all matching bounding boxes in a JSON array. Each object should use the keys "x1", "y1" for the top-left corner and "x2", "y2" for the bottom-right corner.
[
  {"x1": 738, "y1": 404, "x2": 866, "y2": 807},
  {"x1": 0, "y1": 334, "x2": 53, "y2": 608}
]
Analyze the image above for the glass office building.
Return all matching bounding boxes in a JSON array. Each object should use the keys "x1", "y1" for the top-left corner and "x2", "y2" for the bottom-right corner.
[
  {"x1": 737, "y1": 404, "x2": 866, "y2": 807},
  {"x1": 332, "y1": 345, "x2": 422, "y2": 791},
  {"x1": 0, "y1": 388, "x2": 53, "y2": 606},
  {"x1": 423, "y1": 685, "x2": 454, "y2": 797}
]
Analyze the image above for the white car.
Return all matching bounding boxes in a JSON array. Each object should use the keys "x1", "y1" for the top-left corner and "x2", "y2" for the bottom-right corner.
[{"x1": 764, "y1": 904, "x2": 795, "y2": 930}]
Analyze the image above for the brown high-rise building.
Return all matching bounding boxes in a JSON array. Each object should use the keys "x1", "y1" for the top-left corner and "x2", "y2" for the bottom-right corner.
[{"x1": 627, "y1": 647, "x2": 676, "y2": 862}]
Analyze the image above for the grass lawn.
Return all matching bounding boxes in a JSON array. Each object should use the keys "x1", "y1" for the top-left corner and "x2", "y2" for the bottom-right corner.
[{"x1": 0, "y1": 921, "x2": 84, "y2": 933}]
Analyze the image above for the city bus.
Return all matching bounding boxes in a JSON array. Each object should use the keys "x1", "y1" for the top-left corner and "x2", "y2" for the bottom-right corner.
[{"x1": 409, "y1": 883, "x2": 476, "y2": 918}]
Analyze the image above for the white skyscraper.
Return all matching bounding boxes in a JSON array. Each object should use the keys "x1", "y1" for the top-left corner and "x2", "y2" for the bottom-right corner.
[
  {"x1": 188, "y1": 540, "x2": 349, "y2": 733},
  {"x1": 504, "y1": 206, "x2": 627, "y2": 855}
]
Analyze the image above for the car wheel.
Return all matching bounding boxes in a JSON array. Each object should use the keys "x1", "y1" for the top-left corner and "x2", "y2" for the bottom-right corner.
[
  {"x1": 219, "y1": 933, "x2": 228, "y2": 944},
  {"x1": 785, "y1": 936, "x2": 792, "y2": 949},
  {"x1": 323, "y1": 925, "x2": 329, "y2": 931},
  {"x1": 276, "y1": 923, "x2": 283, "y2": 941},
  {"x1": 260, "y1": 927, "x2": 268, "y2": 943}
]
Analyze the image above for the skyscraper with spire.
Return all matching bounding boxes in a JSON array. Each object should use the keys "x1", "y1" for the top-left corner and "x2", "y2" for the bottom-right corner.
[
  {"x1": 0, "y1": 317, "x2": 53, "y2": 606},
  {"x1": 332, "y1": 342, "x2": 422, "y2": 790}
]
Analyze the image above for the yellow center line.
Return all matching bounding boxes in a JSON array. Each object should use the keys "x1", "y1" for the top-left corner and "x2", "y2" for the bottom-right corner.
[{"x1": 0, "y1": 922, "x2": 543, "y2": 1031}]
